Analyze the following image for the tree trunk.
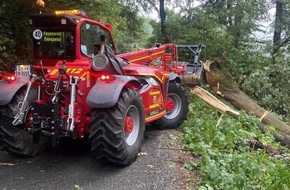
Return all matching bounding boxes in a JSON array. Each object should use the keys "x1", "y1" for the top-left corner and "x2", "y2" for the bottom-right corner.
[
  {"x1": 272, "y1": 0, "x2": 284, "y2": 62},
  {"x1": 202, "y1": 60, "x2": 290, "y2": 147},
  {"x1": 273, "y1": 0, "x2": 284, "y2": 48},
  {"x1": 159, "y1": 0, "x2": 168, "y2": 43}
]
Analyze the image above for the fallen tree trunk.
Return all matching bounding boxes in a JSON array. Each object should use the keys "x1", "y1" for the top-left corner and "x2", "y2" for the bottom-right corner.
[
  {"x1": 192, "y1": 86, "x2": 240, "y2": 117},
  {"x1": 200, "y1": 60, "x2": 290, "y2": 147}
]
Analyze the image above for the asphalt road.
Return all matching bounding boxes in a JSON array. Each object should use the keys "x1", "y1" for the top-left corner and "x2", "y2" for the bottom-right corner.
[{"x1": 0, "y1": 128, "x2": 196, "y2": 190}]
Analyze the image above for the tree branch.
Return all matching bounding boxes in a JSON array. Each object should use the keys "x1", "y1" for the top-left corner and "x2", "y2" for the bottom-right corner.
[{"x1": 273, "y1": 36, "x2": 290, "y2": 55}]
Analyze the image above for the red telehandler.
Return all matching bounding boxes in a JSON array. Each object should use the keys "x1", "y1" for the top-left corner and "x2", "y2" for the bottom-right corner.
[{"x1": 0, "y1": 10, "x2": 204, "y2": 165}]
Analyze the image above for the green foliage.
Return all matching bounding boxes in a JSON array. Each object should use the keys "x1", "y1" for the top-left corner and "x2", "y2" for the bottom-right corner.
[
  {"x1": 241, "y1": 61, "x2": 290, "y2": 121},
  {"x1": 147, "y1": 1, "x2": 290, "y2": 121},
  {"x1": 182, "y1": 97, "x2": 290, "y2": 189},
  {"x1": 219, "y1": 39, "x2": 290, "y2": 121},
  {"x1": 147, "y1": 7, "x2": 235, "y2": 59},
  {"x1": 0, "y1": 0, "x2": 37, "y2": 70},
  {"x1": 114, "y1": 6, "x2": 151, "y2": 52}
]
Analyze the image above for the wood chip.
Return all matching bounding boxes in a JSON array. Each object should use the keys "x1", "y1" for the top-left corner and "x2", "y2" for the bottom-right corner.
[{"x1": 0, "y1": 162, "x2": 15, "y2": 166}]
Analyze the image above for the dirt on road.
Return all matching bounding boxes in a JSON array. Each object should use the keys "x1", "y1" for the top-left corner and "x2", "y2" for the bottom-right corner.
[{"x1": 0, "y1": 127, "x2": 200, "y2": 190}]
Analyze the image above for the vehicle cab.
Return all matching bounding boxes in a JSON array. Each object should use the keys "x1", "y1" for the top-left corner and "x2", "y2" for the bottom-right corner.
[{"x1": 30, "y1": 10, "x2": 117, "y2": 68}]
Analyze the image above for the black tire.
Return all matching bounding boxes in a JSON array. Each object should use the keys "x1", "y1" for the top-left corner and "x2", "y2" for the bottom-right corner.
[
  {"x1": 89, "y1": 88, "x2": 145, "y2": 166},
  {"x1": 0, "y1": 88, "x2": 50, "y2": 157},
  {"x1": 153, "y1": 82, "x2": 189, "y2": 129}
]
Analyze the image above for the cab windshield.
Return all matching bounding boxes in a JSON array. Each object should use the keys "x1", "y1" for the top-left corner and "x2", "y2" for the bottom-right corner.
[{"x1": 33, "y1": 29, "x2": 75, "y2": 59}]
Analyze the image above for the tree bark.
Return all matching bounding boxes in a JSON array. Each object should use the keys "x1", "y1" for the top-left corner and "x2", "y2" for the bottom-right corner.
[
  {"x1": 273, "y1": 0, "x2": 284, "y2": 49},
  {"x1": 202, "y1": 60, "x2": 290, "y2": 147},
  {"x1": 159, "y1": 0, "x2": 168, "y2": 43}
]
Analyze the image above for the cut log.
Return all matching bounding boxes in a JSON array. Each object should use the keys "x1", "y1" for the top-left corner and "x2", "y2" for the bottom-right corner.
[
  {"x1": 201, "y1": 60, "x2": 290, "y2": 147},
  {"x1": 192, "y1": 86, "x2": 239, "y2": 117}
]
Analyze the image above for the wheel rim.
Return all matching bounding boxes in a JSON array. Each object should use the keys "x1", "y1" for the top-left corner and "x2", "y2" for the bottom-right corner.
[
  {"x1": 124, "y1": 105, "x2": 140, "y2": 146},
  {"x1": 166, "y1": 99, "x2": 175, "y2": 112},
  {"x1": 165, "y1": 93, "x2": 181, "y2": 119},
  {"x1": 125, "y1": 117, "x2": 134, "y2": 134}
]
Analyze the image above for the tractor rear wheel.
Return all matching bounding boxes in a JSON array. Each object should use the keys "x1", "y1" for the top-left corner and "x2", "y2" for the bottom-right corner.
[
  {"x1": 89, "y1": 88, "x2": 145, "y2": 166},
  {"x1": 0, "y1": 88, "x2": 50, "y2": 157},
  {"x1": 153, "y1": 82, "x2": 189, "y2": 129}
]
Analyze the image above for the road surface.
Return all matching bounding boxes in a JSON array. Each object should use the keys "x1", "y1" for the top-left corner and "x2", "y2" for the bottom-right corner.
[{"x1": 0, "y1": 128, "x2": 198, "y2": 190}]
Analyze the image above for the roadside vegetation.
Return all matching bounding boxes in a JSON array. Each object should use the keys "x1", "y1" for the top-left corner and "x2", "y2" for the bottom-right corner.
[{"x1": 182, "y1": 97, "x2": 290, "y2": 189}]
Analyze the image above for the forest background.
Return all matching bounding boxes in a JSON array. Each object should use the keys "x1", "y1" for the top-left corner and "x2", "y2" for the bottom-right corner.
[{"x1": 0, "y1": 0, "x2": 290, "y2": 189}]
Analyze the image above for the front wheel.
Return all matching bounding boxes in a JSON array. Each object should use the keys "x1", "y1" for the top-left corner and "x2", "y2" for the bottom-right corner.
[
  {"x1": 89, "y1": 88, "x2": 145, "y2": 166},
  {"x1": 153, "y1": 82, "x2": 189, "y2": 129}
]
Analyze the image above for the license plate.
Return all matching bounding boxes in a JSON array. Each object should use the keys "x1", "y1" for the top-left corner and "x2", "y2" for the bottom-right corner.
[{"x1": 15, "y1": 65, "x2": 31, "y2": 76}]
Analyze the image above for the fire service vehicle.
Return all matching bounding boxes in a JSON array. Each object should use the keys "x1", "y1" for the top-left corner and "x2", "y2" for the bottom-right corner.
[{"x1": 0, "y1": 10, "x2": 204, "y2": 165}]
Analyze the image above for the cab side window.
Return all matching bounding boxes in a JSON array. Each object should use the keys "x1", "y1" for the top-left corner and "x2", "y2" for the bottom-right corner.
[{"x1": 80, "y1": 22, "x2": 115, "y2": 57}]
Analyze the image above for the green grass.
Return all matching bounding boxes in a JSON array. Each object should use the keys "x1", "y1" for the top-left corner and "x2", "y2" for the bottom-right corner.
[{"x1": 182, "y1": 97, "x2": 290, "y2": 190}]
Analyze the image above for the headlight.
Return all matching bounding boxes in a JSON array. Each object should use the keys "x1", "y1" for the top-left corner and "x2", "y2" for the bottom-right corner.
[{"x1": 92, "y1": 54, "x2": 109, "y2": 71}]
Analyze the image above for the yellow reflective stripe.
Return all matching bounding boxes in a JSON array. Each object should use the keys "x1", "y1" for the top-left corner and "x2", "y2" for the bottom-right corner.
[
  {"x1": 130, "y1": 51, "x2": 164, "y2": 63},
  {"x1": 50, "y1": 69, "x2": 58, "y2": 75},
  {"x1": 80, "y1": 71, "x2": 87, "y2": 79},
  {"x1": 149, "y1": 91, "x2": 161, "y2": 95},
  {"x1": 149, "y1": 104, "x2": 160, "y2": 109},
  {"x1": 145, "y1": 110, "x2": 166, "y2": 122},
  {"x1": 138, "y1": 73, "x2": 169, "y2": 82}
]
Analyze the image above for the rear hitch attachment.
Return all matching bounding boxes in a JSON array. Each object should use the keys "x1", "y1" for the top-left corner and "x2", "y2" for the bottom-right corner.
[
  {"x1": 67, "y1": 76, "x2": 78, "y2": 132},
  {"x1": 12, "y1": 75, "x2": 40, "y2": 125}
]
